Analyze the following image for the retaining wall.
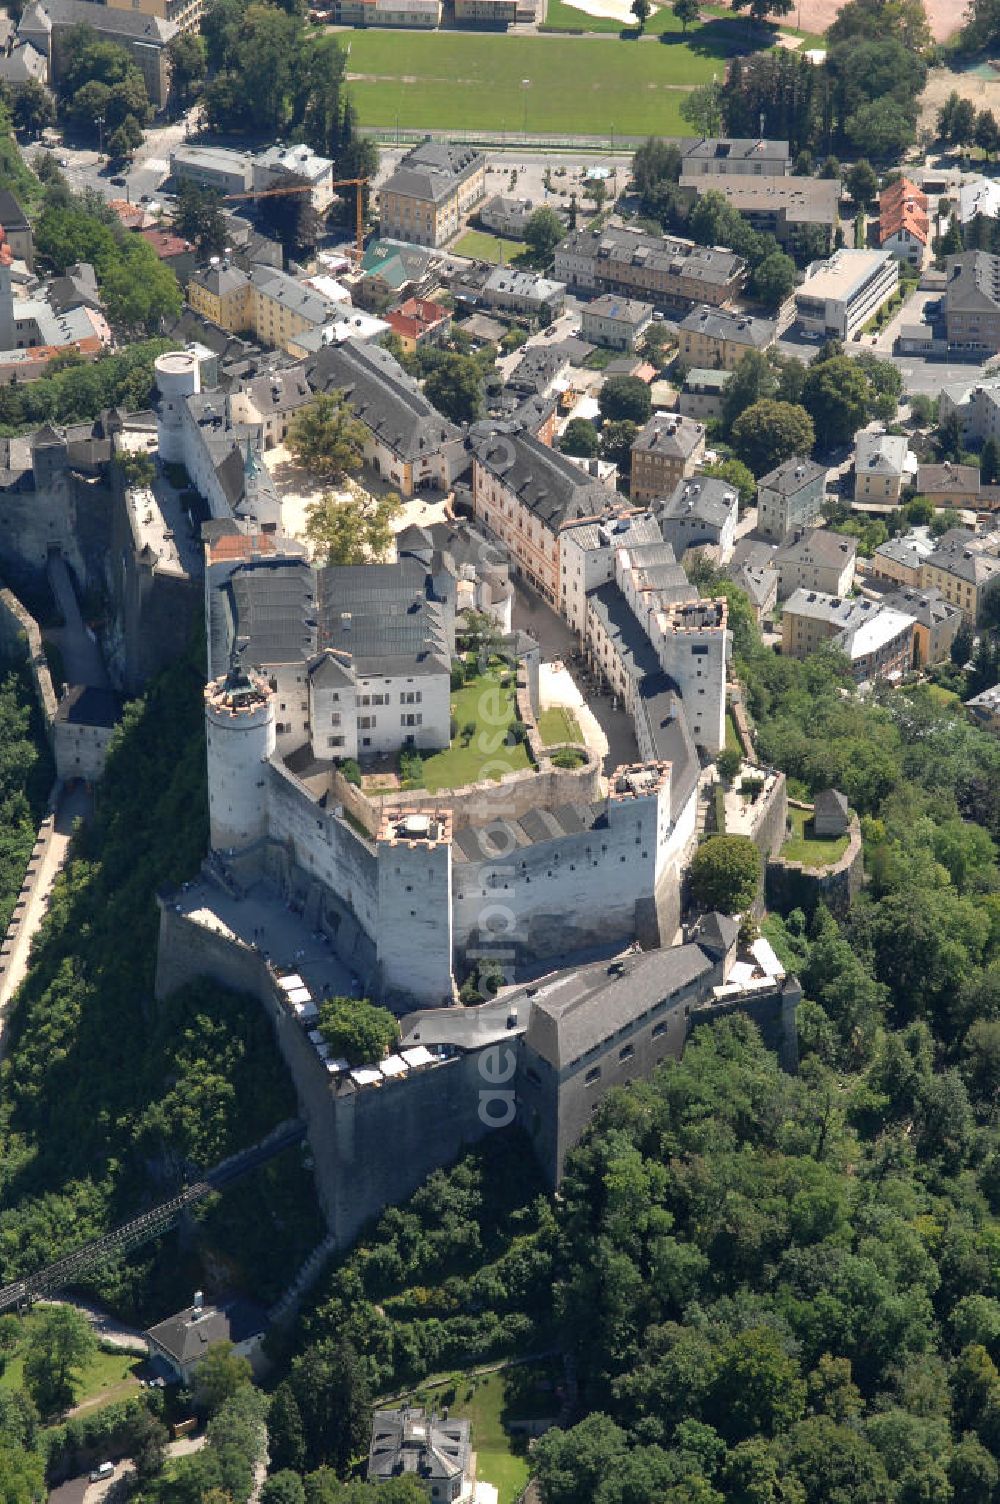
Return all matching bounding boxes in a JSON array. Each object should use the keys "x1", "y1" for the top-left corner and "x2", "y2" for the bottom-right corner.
[
  {"x1": 766, "y1": 806, "x2": 864, "y2": 919},
  {"x1": 0, "y1": 589, "x2": 57, "y2": 736}
]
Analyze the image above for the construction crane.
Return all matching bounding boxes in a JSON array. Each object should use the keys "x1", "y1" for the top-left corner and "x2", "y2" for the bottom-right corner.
[{"x1": 222, "y1": 176, "x2": 369, "y2": 263}]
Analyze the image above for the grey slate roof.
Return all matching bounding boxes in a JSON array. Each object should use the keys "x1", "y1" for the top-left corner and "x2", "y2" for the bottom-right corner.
[
  {"x1": 523, "y1": 942, "x2": 715, "y2": 1070},
  {"x1": 814, "y1": 788, "x2": 849, "y2": 822},
  {"x1": 660, "y1": 476, "x2": 738, "y2": 531},
  {"x1": 306, "y1": 338, "x2": 460, "y2": 462},
  {"x1": 692, "y1": 911, "x2": 739, "y2": 958},
  {"x1": 146, "y1": 1300, "x2": 266, "y2": 1367},
  {"x1": 681, "y1": 137, "x2": 790, "y2": 167},
  {"x1": 453, "y1": 800, "x2": 607, "y2": 862},
  {"x1": 758, "y1": 456, "x2": 826, "y2": 495},
  {"x1": 558, "y1": 224, "x2": 745, "y2": 292},
  {"x1": 945, "y1": 250, "x2": 1000, "y2": 316},
  {"x1": 25, "y1": 0, "x2": 175, "y2": 42},
  {"x1": 212, "y1": 554, "x2": 451, "y2": 679},
  {"x1": 381, "y1": 140, "x2": 485, "y2": 206},
  {"x1": 53, "y1": 685, "x2": 121, "y2": 728},
  {"x1": 368, "y1": 1408, "x2": 471, "y2": 1485},
  {"x1": 471, "y1": 423, "x2": 616, "y2": 531},
  {"x1": 678, "y1": 304, "x2": 775, "y2": 347},
  {"x1": 775, "y1": 528, "x2": 856, "y2": 569}
]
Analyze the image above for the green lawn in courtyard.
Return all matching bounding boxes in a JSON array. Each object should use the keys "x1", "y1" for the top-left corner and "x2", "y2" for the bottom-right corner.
[
  {"x1": 450, "y1": 1372, "x2": 530, "y2": 1504},
  {"x1": 538, "y1": 705, "x2": 583, "y2": 745},
  {"x1": 453, "y1": 229, "x2": 529, "y2": 264},
  {"x1": 780, "y1": 805, "x2": 850, "y2": 869},
  {"x1": 419, "y1": 666, "x2": 531, "y2": 792},
  {"x1": 344, "y1": 30, "x2": 724, "y2": 135},
  {"x1": 725, "y1": 709, "x2": 742, "y2": 756}
]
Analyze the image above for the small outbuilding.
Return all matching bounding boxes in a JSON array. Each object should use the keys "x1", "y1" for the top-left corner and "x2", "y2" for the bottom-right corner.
[{"x1": 812, "y1": 788, "x2": 850, "y2": 837}]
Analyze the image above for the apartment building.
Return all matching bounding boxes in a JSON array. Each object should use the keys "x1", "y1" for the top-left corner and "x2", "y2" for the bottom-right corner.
[
  {"x1": 756, "y1": 457, "x2": 826, "y2": 543},
  {"x1": 581, "y1": 295, "x2": 654, "y2": 352},
  {"x1": 878, "y1": 586, "x2": 962, "y2": 665},
  {"x1": 19, "y1": 0, "x2": 176, "y2": 107},
  {"x1": 678, "y1": 305, "x2": 775, "y2": 371},
  {"x1": 782, "y1": 590, "x2": 913, "y2": 682},
  {"x1": 470, "y1": 423, "x2": 621, "y2": 604},
  {"x1": 481, "y1": 266, "x2": 566, "y2": 319},
  {"x1": 795, "y1": 249, "x2": 899, "y2": 340},
  {"x1": 916, "y1": 463, "x2": 981, "y2": 508},
  {"x1": 187, "y1": 263, "x2": 252, "y2": 330},
  {"x1": 938, "y1": 374, "x2": 1000, "y2": 443},
  {"x1": 678, "y1": 368, "x2": 728, "y2": 421},
  {"x1": 774, "y1": 528, "x2": 856, "y2": 600},
  {"x1": 681, "y1": 175, "x2": 840, "y2": 257},
  {"x1": 253, "y1": 144, "x2": 335, "y2": 214},
  {"x1": 679, "y1": 137, "x2": 790, "y2": 178},
  {"x1": 657, "y1": 476, "x2": 738, "y2": 561},
  {"x1": 630, "y1": 415, "x2": 706, "y2": 504},
  {"x1": 879, "y1": 177, "x2": 929, "y2": 272},
  {"x1": 383, "y1": 297, "x2": 450, "y2": 356},
  {"x1": 379, "y1": 142, "x2": 486, "y2": 249},
  {"x1": 870, "y1": 536, "x2": 930, "y2": 588},
  {"x1": 944, "y1": 251, "x2": 1000, "y2": 355},
  {"x1": 105, "y1": 0, "x2": 200, "y2": 32},
  {"x1": 920, "y1": 528, "x2": 1000, "y2": 623},
  {"x1": 554, "y1": 226, "x2": 745, "y2": 310},
  {"x1": 854, "y1": 431, "x2": 909, "y2": 504}
]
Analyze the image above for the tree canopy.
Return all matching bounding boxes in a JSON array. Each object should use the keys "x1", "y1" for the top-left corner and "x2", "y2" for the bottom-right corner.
[
  {"x1": 318, "y1": 997, "x2": 400, "y2": 1066},
  {"x1": 689, "y1": 834, "x2": 762, "y2": 914},
  {"x1": 287, "y1": 391, "x2": 368, "y2": 483},
  {"x1": 730, "y1": 400, "x2": 815, "y2": 475}
]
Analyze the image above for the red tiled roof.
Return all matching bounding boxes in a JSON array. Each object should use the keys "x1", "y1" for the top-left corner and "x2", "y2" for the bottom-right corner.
[
  {"x1": 207, "y1": 533, "x2": 279, "y2": 564},
  {"x1": 141, "y1": 227, "x2": 195, "y2": 259},
  {"x1": 109, "y1": 198, "x2": 146, "y2": 230},
  {"x1": 879, "y1": 176, "x2": 929, "y2": 247}
]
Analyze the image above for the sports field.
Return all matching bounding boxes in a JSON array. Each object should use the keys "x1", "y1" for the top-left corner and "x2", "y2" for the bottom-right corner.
[{"x1": 344, "y1": 30, "x2": 725, "y2": 136}]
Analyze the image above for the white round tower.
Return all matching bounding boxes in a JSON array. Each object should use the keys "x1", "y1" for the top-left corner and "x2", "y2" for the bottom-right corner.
[
  {"x1": 155, "y1": 349, "x2": 200, "y2": 466},
  {"x1": 205, "y1": 668, "x2": 276, "y2": 854}
]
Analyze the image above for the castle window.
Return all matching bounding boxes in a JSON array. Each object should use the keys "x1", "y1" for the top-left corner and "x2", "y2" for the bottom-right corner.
[
  {"x1": 585, "y1": 1066, "x2": 601, "y2": 1085},
  {"x1": 619, "y1": 1044, "x2": 635, "y2": 1062},
  {"x1": 652, "y1": 1021, "x2": 667, "y2": 1039}
]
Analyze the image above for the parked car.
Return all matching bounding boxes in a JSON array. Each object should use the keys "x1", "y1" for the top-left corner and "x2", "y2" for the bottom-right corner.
[{"x1": 89, "y1": 1463, "x2": 114, "y2": 1482}]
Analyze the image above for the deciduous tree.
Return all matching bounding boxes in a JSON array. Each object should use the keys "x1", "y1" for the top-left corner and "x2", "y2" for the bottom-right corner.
[
  {"x1": 287, "y1": 391, "x2": 367, "y2": 482},
  {"x1": 731, "y1": 399, "x2": 815, "y2": 475},
  {"x1": 319, "y1": 997, "x2": 399, "y2": 1066},
  {"x1": 689, "y1": 834, "x2": 762, "y2": 914}
]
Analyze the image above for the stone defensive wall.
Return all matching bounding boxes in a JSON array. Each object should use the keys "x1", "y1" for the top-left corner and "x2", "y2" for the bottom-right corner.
[
  {"x1": 0, "y1": 589, "x2": 58, "y2": 736},
  {"x1": 766, "y1": 800, "x2": 864, "y2": 919},
  {"x1": 155, "y1": 897, "x2": 503, "y2": 1249},
  {"x1": 327, "y1": 748, "x2": 602, "y2": 840}
]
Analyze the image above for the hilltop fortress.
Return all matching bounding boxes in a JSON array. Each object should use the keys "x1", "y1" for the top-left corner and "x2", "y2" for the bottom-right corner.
[
  {"x1": 0, "y1": 328, "x2": 794, "y2": 1244},
  {"x1": 146, "y1": 339, "x2": 794, "y2": 1243}
]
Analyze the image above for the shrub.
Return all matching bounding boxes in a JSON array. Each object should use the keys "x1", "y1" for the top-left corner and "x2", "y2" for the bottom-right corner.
[
  {"x1": 400, "y1": 751, "x2": 424, "y2": 786},
  {"x1": 339, "y1": 759, "x2": 361, "y2": 787},
  {"x1": 451, "y1": 662, "x2": 465, "y2": 692}
]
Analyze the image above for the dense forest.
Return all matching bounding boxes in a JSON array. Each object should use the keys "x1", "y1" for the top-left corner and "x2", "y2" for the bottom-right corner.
[
  {"x1": 0, "y1": 640, "x2": 322, "y2": 1322},
  {"x1": 0, "y1": 655, "x2": 54, "y2": 935},
  {"x1": 241, "y1": 585, "x2": 1000, "y2": 1504}
]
